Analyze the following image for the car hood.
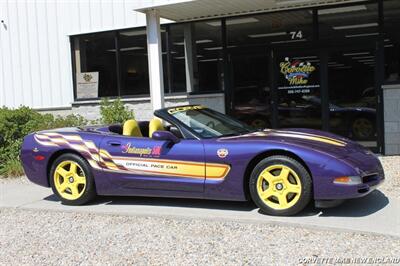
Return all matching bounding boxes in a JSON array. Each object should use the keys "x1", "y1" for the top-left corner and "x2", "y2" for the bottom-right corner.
[{"x1": 219, "y1": 128, "x2": 372, "y2": 160}]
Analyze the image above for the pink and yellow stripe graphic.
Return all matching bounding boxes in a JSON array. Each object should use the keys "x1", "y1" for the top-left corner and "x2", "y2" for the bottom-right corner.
[
  {"x1": 98, "y1": 149, "x2": 230, "y2": 180},
  {"x1": 34, "y1": 132, "x2": 230, "y2": 181}
]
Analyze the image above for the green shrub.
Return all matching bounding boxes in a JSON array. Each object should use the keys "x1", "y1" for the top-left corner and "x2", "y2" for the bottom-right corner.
[
  {"x1": 51, "y1": 114, "x2": 88, "y2": 128},
  {"x1": 0, "y1": 158, "x2": 25, "y2": 177},
  {"x1": 0, "y1": 99, "x2": 135, "y2": 178},
  {"x1": 99, "y1": 98, "x2": 135, "y2": 124},
  {"x1": 0, "y1": 106, "x2": 87, "y2": 177}
]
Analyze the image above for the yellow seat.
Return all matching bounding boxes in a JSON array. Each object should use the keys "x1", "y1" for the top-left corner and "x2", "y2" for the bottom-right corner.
[
  {"x1": 149, "y1": 118, "x2": 165, "y2": 137},
  {"x1": 123, "y1": 119, "x2": 142, "y2": 137}
]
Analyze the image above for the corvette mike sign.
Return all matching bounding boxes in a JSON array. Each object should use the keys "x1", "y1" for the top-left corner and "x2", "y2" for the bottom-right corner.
[{"x1": 278, "y1": 57, "x2": 320, "y2": 95}]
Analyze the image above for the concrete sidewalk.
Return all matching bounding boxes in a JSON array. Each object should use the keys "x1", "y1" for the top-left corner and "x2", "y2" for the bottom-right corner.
[{"x1": 1, "y1": 182, "x2": 399, "y2": 238}]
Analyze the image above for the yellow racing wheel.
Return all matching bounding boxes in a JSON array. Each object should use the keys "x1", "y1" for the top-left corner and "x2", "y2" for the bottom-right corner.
[
  {"x1": 249, "y1": 155, "x2": 312, "y2": 216},
  {"x1": 50, "y1": 153, "x2": 96, "y2": 205}
]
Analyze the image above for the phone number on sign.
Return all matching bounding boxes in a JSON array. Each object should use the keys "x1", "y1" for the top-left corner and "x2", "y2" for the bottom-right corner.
[{"x1": 287, "y1": 89, "x2": 311, "y2": 94}]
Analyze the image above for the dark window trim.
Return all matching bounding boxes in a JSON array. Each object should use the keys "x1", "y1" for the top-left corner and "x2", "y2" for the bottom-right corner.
[
  {"x1": 320, "y1": 51, "x2": 329, "y2": 132},
  {"x1": 221, "y1": 18, "x2": 231, "y2": 114},
  {"x1": 312, "y1": 8, "x2": 319, "y2": 41},
  {"x1": 382, "y1": 80, "x2": 400, "y2": 85},
  {"x1": 188, "y1": 90, "x2": 225, "y2": 95},
  {"x1": 72, "y1": 91, "x2": 224, "y2": 103},
  {"x1": 377, "y1": 0, "x2": 385, "y2": 154},
  {"x1": 114, "y1": 31, "x2": 122, "y2": 97},
  {"x1": 164, "y1": 25, "x2": 174, "y2": 93},
  {"x1": 71, "y1": 25, "x2": 148, "y2": 38},
  {"x1": 69, "y1": 36, "x2": 78, "y2": 100}
]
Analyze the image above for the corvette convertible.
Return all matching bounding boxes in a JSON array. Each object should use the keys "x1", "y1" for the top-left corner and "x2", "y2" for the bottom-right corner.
[{"x1": 20, "y1": 105, "x2": 384, "y2": 216}]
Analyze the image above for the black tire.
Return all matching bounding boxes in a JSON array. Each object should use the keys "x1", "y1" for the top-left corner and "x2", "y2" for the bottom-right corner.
[
  {"x1": 49, "y1": 153, "x2": 97, "y2": 205},
  {"x1": 249, "y1": 155, "x2": 312, "y2": 216}
]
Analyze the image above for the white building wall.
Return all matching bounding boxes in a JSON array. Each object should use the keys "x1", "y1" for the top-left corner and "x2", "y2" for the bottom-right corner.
[{"x1": 0, "y1": 0, "x2": 182, "y2": 109}]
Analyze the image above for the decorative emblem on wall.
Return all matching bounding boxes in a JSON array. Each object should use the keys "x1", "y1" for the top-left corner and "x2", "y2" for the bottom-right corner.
[{"x1": 83, "y1": 73, "x2": 93, "y2": 82}]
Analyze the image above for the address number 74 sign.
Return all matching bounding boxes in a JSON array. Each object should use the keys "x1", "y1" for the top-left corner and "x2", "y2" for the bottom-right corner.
[{"x1": 290, "y1": 30, "x2": 303, "y2": 39}]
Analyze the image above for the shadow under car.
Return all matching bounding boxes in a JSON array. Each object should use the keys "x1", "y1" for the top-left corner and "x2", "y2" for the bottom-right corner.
[{"x1": 43, "y1": 189, "x2": 389, "y2": 217}]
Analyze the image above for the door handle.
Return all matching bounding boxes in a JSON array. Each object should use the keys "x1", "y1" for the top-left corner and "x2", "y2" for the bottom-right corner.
[{"x1": 107, "y1": 141, "x2": 121, "y2": 146}]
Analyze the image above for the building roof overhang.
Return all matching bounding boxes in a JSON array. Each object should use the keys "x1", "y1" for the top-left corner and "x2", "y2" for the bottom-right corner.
[{"x1": 135, "y1": 0, "x2": 366, "y2": 22}]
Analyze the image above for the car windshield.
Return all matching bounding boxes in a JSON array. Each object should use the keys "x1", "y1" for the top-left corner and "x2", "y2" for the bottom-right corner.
[{"x1": 169, "y1": 107, "x2": 256, "y2": 138}]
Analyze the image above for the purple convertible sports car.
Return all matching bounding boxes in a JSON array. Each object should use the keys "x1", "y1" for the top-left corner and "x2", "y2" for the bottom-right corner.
[{"x1": 20, "y1": 105, "x2": 384, "y2": 216}]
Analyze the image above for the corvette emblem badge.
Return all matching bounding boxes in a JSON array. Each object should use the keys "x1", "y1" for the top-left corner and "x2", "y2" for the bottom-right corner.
[{"x1": 217, "y1": 148, "x2": 228, "y2": 159}]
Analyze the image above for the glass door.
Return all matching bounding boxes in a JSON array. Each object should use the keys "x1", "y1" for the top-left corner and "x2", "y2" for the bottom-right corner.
[
  {"x1": 274, "y1": 51, "x2": 323, "y2": 130},
  {"x1": 273, "y1": 45, "x2": 381, "y2": 152},
  {"x1": 229, "y1": 52, "x2": 272, "y2": 129}
]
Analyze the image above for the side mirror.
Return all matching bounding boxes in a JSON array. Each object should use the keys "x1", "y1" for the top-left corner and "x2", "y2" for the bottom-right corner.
[{"x1": 152, "y1": 131, "x2": 180, "y2": 144}]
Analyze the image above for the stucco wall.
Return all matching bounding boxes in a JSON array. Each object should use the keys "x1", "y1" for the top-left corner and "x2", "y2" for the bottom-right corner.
[
  {"x1": 39, "y1": 93, "x2": 225, "y2": 122},
  {"x1": 383, "y1": 84, "x2": 400, "y2": 155}
]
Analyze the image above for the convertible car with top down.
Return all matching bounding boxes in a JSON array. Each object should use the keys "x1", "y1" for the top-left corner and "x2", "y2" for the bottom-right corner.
[{"x1": 20, "y1": 105, "x2": 385, "y2": 216}]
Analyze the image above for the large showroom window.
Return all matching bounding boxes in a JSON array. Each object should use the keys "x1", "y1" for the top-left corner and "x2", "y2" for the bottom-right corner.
[
  {"x1": 72, "y1": 32, "x2": 118, "y2": 98},
  {"x1": 226, "y1": 10, "x2": 314, "y2": 129},
  {"x1": 72, "y1": 27, "x2": 185, "y2": 100},
  {"x1": 192, "y1": 20, "x2": 223, "y2": 93},
  {"x1": 72, "y1": 20, "x2": 223, "y2": 99},
  {"x1": 319, "y1": 3, "x2": 379, "y2": 148},
  {"x1": 227, "y1": 10, "x2": 314, "y2": 47},
  {"x1": 164, "y1": 21, "x2": 224, "y2": 93},
  {"x1": 318, "y1": 3, "x2": 379, "y2": 40},
  {"x1": 164, "y1": 24, "x2": 186, "y2": 93},
  {"x1": 117, "y1": 29, "x2": 150, "y2": 96},
  {"x1": 328, "y1": 48, "x2": 377, "y2": 147}
]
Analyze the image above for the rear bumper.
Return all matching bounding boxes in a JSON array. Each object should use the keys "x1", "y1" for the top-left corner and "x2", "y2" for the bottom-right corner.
[{"x1": 20, "y1": 134, "x2": 50, "y2": 187}]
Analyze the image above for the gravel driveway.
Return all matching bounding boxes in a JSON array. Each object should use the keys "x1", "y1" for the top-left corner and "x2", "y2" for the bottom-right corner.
[
  {"x1": 379, "y1": 156, "x2": 400, "y2": 199},
  {"x1": 0, "y1": 208, "x2": 399, "y2": 266}
]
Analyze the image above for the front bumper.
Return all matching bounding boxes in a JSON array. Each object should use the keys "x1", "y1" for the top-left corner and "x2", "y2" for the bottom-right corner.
[
  {"x1": 315, "y1": 172, "x2": 385, "y2": 200},
  {"x1": 315, "y1": 199, "x2": 345, "y2": 208}
]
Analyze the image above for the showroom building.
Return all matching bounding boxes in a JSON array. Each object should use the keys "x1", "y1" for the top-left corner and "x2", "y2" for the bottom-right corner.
[{"x1": 1, "y1": 0, "x2": 400, "y2": 155}]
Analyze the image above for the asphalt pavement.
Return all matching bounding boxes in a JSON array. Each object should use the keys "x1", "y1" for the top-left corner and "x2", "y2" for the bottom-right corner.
[{"x1": 1, "y1": 181, "x2": 399, "y2": 238}]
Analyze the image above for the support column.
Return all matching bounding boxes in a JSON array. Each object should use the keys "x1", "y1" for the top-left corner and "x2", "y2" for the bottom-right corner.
[{"x1": 146, "y1": 9, "x2": 164, "y2": 111}]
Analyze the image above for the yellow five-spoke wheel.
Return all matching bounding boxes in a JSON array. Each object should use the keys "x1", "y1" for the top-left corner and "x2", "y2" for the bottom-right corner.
[
  {"x1": 249, "y1": 155, "x2": 312, "y2": 216},
  {"x1": 50, "y1": 153, "x2": 96, "y2": 205}
]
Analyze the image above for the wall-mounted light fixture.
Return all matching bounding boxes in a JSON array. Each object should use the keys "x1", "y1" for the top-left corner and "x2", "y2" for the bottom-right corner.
[{"x1": 1, "y1": 20, "x2": 7, "y2": 30}]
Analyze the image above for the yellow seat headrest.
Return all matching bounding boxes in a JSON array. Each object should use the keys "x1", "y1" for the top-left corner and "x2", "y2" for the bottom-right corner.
[
  {"x1": 123, "y1": 119, "x2": 142, "y2": 137},
  {"x1": 149, "y1": 118, "x2": 165, "y2": 137}
]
